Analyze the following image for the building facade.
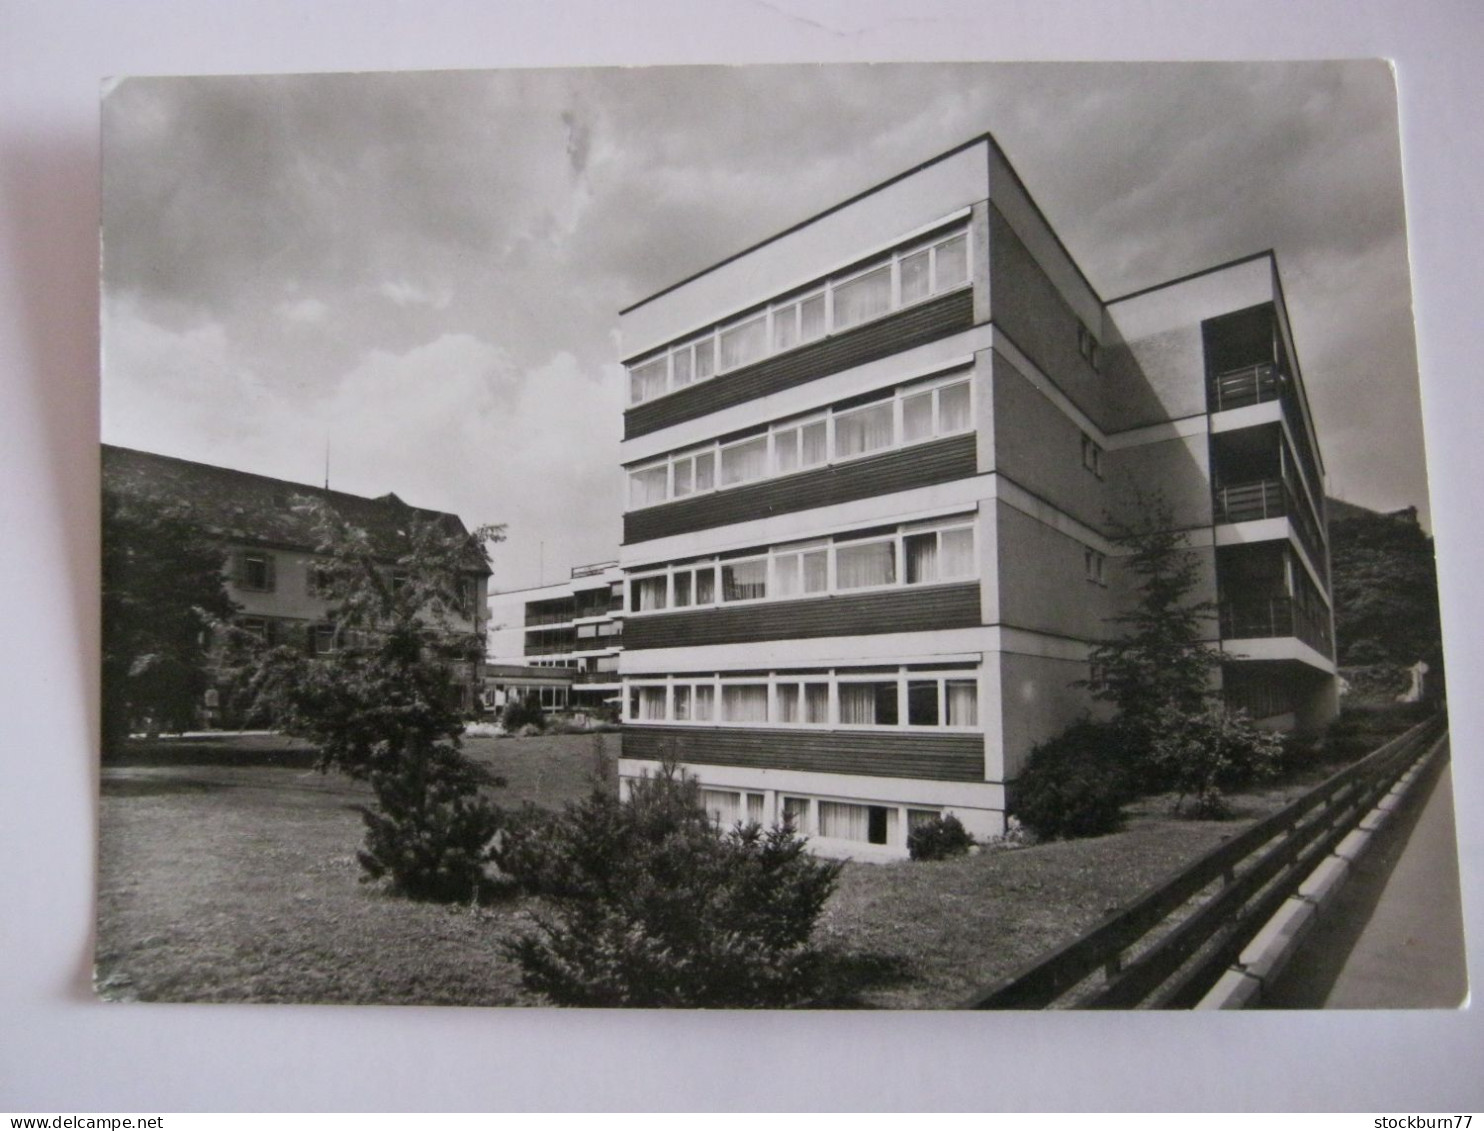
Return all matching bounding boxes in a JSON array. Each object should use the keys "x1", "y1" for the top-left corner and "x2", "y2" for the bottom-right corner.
[
  {"x1": 614, "y1": 135, "x2": 1336, "y2": 858},
  {"x1": 486, "y1": 560, "x2": 625, "y2": 713},
  {"x1": 102, "y1": 444, "x2": 492, "y2": 715}
]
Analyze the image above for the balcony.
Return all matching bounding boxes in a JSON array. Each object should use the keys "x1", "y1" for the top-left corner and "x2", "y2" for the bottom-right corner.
[
  {"x1": 1209, "y1": 363, "x2": 1281, "y2": 413},
  {"x1": 1213, "y1": 477, "x2": 1327, "y2": 584},
  {"x1": 1220, "y1": 596, "x2": 1332, "y2": 656},
  {"x1": 524, "y1": 610, "x2": 574, "y2": 627}
]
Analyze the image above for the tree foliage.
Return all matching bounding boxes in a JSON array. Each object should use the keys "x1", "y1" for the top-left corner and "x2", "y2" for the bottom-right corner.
[
  {"x1": 503, "y1": 763, "x2": 843, "y2": 1007},
  {"x1": 1088, "y1": 491, "x2": 1220, "y2": 748},
  {"x1": 101, "y1": 488, "x2": 239, "y2": 754},
  {"x1": 248, "y1": 498, "x2": 506, "y2": 900},
  {"x1": 1329, "y1": 508, "x2": 1443, "y2": 668}
]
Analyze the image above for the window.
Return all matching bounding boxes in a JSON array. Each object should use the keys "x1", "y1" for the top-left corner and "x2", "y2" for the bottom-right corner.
[
  {"x1": 904, "y1": 525, "x2": 974, "y2": 584},
  {"x1": 632, "y1": 575, "x2": 668, "y2": 612},
  {"x1": 630, "y1": 356, "x2": 668, "y2": 404},
  {"x1": 1081, "y1": 433, "x2": 1103, "y2": 477},
  {"x1": 719, "y1": 315, "x2": 767, "y2": 371},
  {"x1": 694, "y1": 684, "x2": 715, "y2": 721},
  {"x1": 776, "y1": 681, "x2": 828, "y2": 724},
  {"x1": 306, "y1": 563, "x2": 332, "y2": 597},
  {"x1": 907, "y1": 681, "x2": 940, "y2": 726},
  {"x1": 782, "y1": 796, "x2": 810, "y2": 832},
  {"x1": 1085, "y1": 548, "x2": 1107, "y2": 586},
  {"x1": 818, "y1": 801, "x2": 894, "y2": 846},
  {"x1": 721, "y1": 684, "x2": 769, "y2": 723},
  {"x1": 239, "y1": 553, "x2": 275, "y2": 592},
  {"x1": 839, "y1": 681, "x2": 898, "y2": 726},
  {"x1": 721, "y1": 558, "x2": 767, "y2": 602},
  {"x1": 946, "y1": 679, "x2": 978, "y2": 726},
  {"x1": 630, "y1": 685, "x2": 667, "y2": 721},
  {"x1": 773, "y1": 546, "x2": 828, "y2": 598},
  {"x1": 702, "y1": 789, "x2": 741, "y2": 829},
  {"x1": 629, "y1": 464, "x2": 669, "y2": 508},
  {"x1": 908, "y1": 808, "x2": 942, "y2": 834},
  {"x1": 836, "y1": 539, "x2": 896, "y2": 590},
  {"x1": 625, "y1": 225, "x2": 973, "y2": 405},
  {"x1": 1077, "y1": 323, "x2": 1103, "y2": 372},
  {"x1": 834, "y1": 401, "x2": 895, "y2": 458},
  {"x1": 719, "y1": 436, "x2": 769, "y2": 486},
  {"x1": 625, "y1": 374, "x2": 970, "y2": 509}
]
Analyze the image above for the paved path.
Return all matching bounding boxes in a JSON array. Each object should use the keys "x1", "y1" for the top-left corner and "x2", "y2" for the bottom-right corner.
[{"x1": 1261, "y1": 747, "x2": 1468, "y2": 1009}]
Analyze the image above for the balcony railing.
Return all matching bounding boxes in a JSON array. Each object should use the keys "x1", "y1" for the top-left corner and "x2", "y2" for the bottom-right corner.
[
  {"x1": 1220, "y1": 596, "x2": 1332, "y2": 656},
  {"x1": 1210, "y1": 363, "x2": 1281, "y2": 413},
  {"x1": 524, "y1": 610, "x2": 573, "y2": 627},
  {"x1": 1213, "y1": 478, "x2": 1285, "y2": 524},
  {"x1": 523, "y1": 642, "x2": 577, "y2": 657}
]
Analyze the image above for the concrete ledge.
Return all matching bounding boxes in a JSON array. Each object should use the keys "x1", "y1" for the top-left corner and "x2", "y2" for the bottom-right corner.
[
  {"x1": 1358, "y1": 809, "x2": 1389, "y2": 833},
  {"x1": 1196, "y1": 968, "x2": 1264, "y2": 1010},
  {"x1": 1238, "y1": 896, "x2": 1316, "y2": 983},
  {"x1": 1334, "y1": 827, "x2": 1373, "y2": 862},
  {"x1": 1297, "y1": 854, "x2": 1350, "y2": 906}
]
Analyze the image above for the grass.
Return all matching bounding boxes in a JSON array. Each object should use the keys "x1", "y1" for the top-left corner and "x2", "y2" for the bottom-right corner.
[{"x1": 97, "y1": 730, "x2": 1337, "y2": 1008}]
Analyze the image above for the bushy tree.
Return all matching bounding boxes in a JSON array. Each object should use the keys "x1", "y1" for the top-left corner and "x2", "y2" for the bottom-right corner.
[
  {"x1": 101, "y1": 489, "x2": 239, "y2": 753},
  {"x1": 249, "y1": 498, "x2": 506, "y2": 900},
  {"x1": 503, "y1": 763, "x2": 843, "y2": 1007},
  {"x1": 1145, "y1": 705, "x2": 1282, "y2": 818},
  {"x1": 1088, "y1": 491, "x2": 1220, "y2": 750},
  {"x1": 906, "y1": 813, "x2": 975, "y2": 861},
  {"x1": 1012, "y1": 720, "x2": 1136, "y2": 839},
  {"x1": 1329, "y1": 507, "x2": 1443, "y2": 669}
]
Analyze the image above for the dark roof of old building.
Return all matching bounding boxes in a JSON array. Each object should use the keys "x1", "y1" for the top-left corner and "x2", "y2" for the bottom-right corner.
[
  {"x1": 101, "y1": 444, "x2": 491, "y2": 575},
  {"x1": 1325, "y1": 495, "x2": 1421, "y2": 526}
]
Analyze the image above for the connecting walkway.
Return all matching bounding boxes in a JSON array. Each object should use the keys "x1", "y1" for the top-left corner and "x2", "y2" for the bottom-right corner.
[{"x1": 1259, "y1": 749, "x2": 1468, "y2": 1009}]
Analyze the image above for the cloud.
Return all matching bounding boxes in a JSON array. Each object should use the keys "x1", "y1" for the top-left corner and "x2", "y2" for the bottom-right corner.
[{"x1": 278, "y1": 297, "x2": 328, "y2": 323}]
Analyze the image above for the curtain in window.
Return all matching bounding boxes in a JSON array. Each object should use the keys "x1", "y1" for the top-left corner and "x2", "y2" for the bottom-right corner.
[
  {"x1": 801, "y1": 421, "x2": 828, "y2": 465},
  {"x1": 836, "y1": 541, "x2": 896, "y2": 589},
  {"x1": 903, "y1": 391, "x2": 935, "y2": 442},
  {"x1": 900, "y1": 247, "x2": 932, "y2": 305},
  {"x1": 839, "y1": 683, "x2": 880, "y2": 725},
  {"x1": 720, "y1": 437, "x2": 768, "y2": 485},
  {"x1": 800, "y1": 294, "x2": 827, "y2": 341},
  {"x1": 672, "y1": 348, "x2": 693, "y2": 387},
  {"x1": 818, "y1": 801, "x2": 869, "y2": 842},
  {"x1": 630, "y1": 357, "x2": 668, "y2": 404},
  {"x1": 934, "y1": 234, "x2": 969, "y2": 289},
  {"x1": 774, "y1": 429, "x2": 800, "y2": 474},
  {"x1": 773, "y1": 304, "x2": 799, "y2": 352},
  {"x1": 673, "y1": 572, "x2": 693, "y2": 607},
  {"x1": 777, "y1": 683, "x2": 800, "y2": 722},
  {"x1": 694, "y1": 685, "x2": 715, "y2": 721},
  {"x1": 722, "y1": 559, "x2": 767, "y2": 601},
  {"x1": 946, "y1": 679, "x2": 978, "y2": 726},
  {"x1": 833, "y1": 265, "x2": 892, "y2": 330},
  {"x1": 940, "y1": 527, "x2": 974, "y2": 578},
  {"x1": 694, "y1": 452, "x2": 716, "y2": 491},
  {"x1": 804, "y1": 683, "x2": 830, "y2": 723},
  {"x1": 721, "y1": 684, "x2": 768, "y2": 723},
  {"x1": 773, "y1": 554, "x2": 801, "y2": 598},
  {"x1": 835, "y1": 403, "x2": 894, "y2": 458},
  {"x1": 673, "y1": 686, "x2": 691, "y2": 721},
  {"x1": 673, "y1": 460, "x2": 694, "y2": 497},
  {"x1": 702, "y1": 789, "x2": 741, "y2": 829},
  {"x1": 720, "y1": 316, "x2": 767, "y2": 370},
  {"x1": 905, "y1": 533, "x2": 938, "y2": 584},
  {"x1": 747, "y1": 794, "x2": 765, "y2": 824},
  {"x1": 938, "y1": 382, "x2": 972, "y2": 432},
  {"x1": 695, "y1": 568, "x2": 716, "y2": 605},
  {"x1": 694, "y1": 339, "x2": 715, "y2": 380},
  {"x1": 634, "y1": 576, "x2": 667, "y2": 611},
  {"x1": 630, "y1": 466, "x2": 668, "y2": 508},
  {"x1": 637, "y1": 686, "x2": 666, "y2": 721},
  {"x1": 802, "y1": 551, "x2": 828, "y2": 593},
  {"x1": 782, "y1": 796, "x2": 810, "y2": 832}
]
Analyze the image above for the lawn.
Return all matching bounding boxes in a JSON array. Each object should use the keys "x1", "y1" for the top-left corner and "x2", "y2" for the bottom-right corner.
[{"x1": 96, "y1": 731, "x2": 1331, "y2": 1008}]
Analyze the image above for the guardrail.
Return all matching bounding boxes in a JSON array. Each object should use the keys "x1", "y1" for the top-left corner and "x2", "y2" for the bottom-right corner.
[{"x1": 963, "y1": 714, "x2": 1446, "y2": 1010}]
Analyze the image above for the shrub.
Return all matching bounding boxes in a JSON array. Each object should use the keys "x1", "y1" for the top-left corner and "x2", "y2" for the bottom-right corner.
[
  {"x1": 488, "y1": 803, "x2": 563, "y2": 894},
  {"x1": 1011, "y1": 721, "x2": 1135, "y2": 840},
  {"x1": 1147, "y1": 705, "x2": 1282, "y2": 818},
  {"x1": 501, "y1": 694, "x2": 546, "y2": 733},
  {"x1": 907, "y1": 813, "x2": 975, "y2": 861},
  {"x1": 357, "y1": 744, "x2": 503, "y2": 902},
  {"x1": 504, "y1": 765, "x2": 843, "y2": 1007}
]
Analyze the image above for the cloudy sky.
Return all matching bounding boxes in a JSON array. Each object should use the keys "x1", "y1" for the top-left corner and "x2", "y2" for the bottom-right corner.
[{"x1": 101, "y1": 61, "x2": 1423, "y2": 599}]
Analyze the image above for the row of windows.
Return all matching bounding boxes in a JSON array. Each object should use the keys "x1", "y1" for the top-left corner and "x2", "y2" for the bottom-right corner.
[
  {"x1": 232, "y1": 550, "x2": 478, "y2": 611},
  {"x1": 628, "y1": 516, "x2": 976, "y2": 613},
  {"x1": 625, "y1": 669, "x2": 980, "y2": 730},
  {"x1": 627, "y1": 226, "x2": 972, "y2": 406},
  {"x1": 627, "y1": 373, "x2": 972, "y2": 510}
]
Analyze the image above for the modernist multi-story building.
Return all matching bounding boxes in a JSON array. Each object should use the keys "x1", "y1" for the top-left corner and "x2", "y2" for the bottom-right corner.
[
  {"x1": 614, "y1": 134, "x2": 1336, "y2": 858},
  {"x1": 102, "y1": 444, "x2": 492, "y2": 714},
  {"x1": 486, "y1": 560, "x2": 625, "y2": 713}
]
